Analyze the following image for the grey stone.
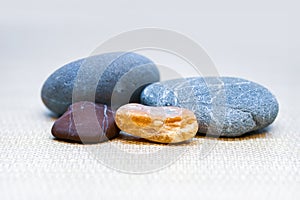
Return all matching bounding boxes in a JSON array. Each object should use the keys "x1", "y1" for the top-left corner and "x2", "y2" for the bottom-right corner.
[
  {"x1": 42, "y1": 52, "x2": 160, "y2": 115},
  {"x1": 141, "y1": 77, "x2": 279, "y2": 137}
]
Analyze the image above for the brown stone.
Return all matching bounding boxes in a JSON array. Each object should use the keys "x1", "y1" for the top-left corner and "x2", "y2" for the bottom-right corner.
[
  {"x1": 115, "y1": 103, "x2": 198, "y2": 143},
  {"x1": 51, "y1": 101, "x2": 119, "y2": 143}
]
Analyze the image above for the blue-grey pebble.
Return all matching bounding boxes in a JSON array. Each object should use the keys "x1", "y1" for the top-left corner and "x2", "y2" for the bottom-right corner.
[
  {"x1": 42, "y1": 52, "x2": 160, "y2": 115},
  {"x1": 141, "y1": 77, "x2": 279, "y2": 137}
]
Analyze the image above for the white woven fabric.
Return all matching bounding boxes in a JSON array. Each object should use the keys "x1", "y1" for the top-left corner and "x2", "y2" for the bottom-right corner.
[{"x1": 0, "y1": 65, "x2": 299, "y2": 200}]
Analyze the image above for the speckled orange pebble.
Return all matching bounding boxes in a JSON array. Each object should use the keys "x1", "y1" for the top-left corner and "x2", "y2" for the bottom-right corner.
[{"x1": 115, "y1": 103, "x2": 198, "y2": 143}]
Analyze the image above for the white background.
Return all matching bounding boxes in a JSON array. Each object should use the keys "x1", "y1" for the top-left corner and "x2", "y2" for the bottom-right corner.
[{"x1": 0, "y1": 0, "x2": 299, "y2": 106}]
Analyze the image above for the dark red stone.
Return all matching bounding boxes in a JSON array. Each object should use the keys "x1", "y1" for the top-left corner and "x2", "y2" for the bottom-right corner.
[{"x1": 51, "y1": 101, "x2": 119, "y2": 143}]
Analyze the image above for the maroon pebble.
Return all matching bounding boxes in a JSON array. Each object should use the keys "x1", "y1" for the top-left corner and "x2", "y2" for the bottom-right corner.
[{"x1": 51, "y1": 101, "x2": 119, "y2": 143}]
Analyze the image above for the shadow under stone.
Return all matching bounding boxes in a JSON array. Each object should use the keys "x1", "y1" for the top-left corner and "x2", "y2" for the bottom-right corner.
[{"x1": 196, "y1": 127, "x2": 272, "y2": 141}]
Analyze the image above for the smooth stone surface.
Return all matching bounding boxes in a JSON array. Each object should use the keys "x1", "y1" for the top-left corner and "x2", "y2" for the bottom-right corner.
[
  {"x1": 115, "y1": 103, "x2": 198, "y2": 143},
  {"x1": 42, "y1": 52, "x2": 160, "y2": 115},
  {"x1": 52, "y1": 101, "x2": 119, "y2": 143},
  {"x1": 141, "y1": 77, "x2": 279, "y2": 137}
]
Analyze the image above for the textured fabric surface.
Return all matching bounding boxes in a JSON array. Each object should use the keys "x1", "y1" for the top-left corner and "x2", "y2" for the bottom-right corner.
[{"x1": 0, "y1": 65, "x2": 299, "y2": 200}]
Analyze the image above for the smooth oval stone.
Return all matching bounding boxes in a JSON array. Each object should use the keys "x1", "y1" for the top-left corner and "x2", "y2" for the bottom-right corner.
[
  {"x1": 52, "y1": 101, "x2": 119, "y2": 143},
  {"x1": 141, "y1": 77, "x2": 279, "y2": 137},
  {"x1": 115, "y1": 103, "x2": 198, "y2": 143},
  {"x1": 42, "y1": 52, "x2": 160, "y2": 115}
]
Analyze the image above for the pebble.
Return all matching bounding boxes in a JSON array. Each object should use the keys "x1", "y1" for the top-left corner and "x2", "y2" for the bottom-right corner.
[
  {"x1": 115, "y1": 103, "x2": 198, "y2": 143},
  {"x1": 141, "y1": 77, "x2": 279, "y2": 137},
  {"x1": 51, "y1": 101, "x2": 119, "y2": 143},
  {"x1": 42, "y1": 52, "x2": 160, "y2": 115}
]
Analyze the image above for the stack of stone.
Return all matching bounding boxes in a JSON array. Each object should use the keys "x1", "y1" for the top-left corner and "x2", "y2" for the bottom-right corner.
[{"x1": 41, "y1": 52, "x2": 279, "y2": 144}]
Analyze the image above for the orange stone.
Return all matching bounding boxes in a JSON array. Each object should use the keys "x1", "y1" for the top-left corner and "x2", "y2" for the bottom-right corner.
[{"x1": 115, "y1": 103, "x2": 198, "y2": 143}]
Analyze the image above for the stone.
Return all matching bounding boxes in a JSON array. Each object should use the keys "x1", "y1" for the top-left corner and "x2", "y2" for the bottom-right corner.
[
  {"x1": 141, "y1": 77, "x2": 279, "y2": 137},
  {"x1": 51, "y1": 101, "x2": 119, "y2": 143},
  {"x1": 115, "y1": 103, "x2": 198, "y2": 143},
  {"x1": 42, "y1": 52, "x2": 160, "y2": 115}
]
